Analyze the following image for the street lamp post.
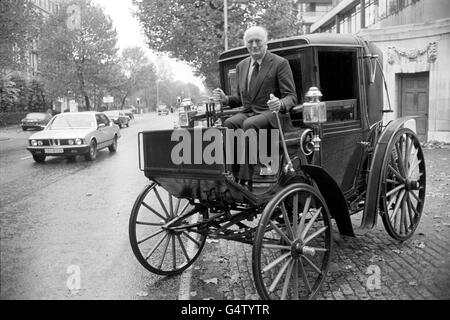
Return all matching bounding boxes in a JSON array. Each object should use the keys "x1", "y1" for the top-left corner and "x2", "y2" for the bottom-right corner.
[{"x1": 224, "y1": 0, "x2": 228, "y2": 51}]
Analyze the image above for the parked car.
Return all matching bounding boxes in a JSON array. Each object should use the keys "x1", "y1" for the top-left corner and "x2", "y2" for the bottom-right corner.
[
  {"x1": 21, "y1": 112, "x2": 53, "y2": 131},
  {"x1": 123, "y1": 108, "x2": 134, "y2": 120},
  {"x1": 104, "y1": 110, "x2": 130, "y2": 128},
  {"x1": 157, "y1": 105, "x2": 169, "y2": 115},
  {"x1": 27, "y1": 112, "x2": 120, "y2": 163}
]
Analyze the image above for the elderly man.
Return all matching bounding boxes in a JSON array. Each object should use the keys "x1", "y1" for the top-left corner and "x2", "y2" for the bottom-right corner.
[{"x1": 213, "y1": 26, "x2": 297, "y2": 188}]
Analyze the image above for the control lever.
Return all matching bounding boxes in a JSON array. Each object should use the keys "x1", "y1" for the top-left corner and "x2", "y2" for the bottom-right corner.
[{"x1": 270, "y1": 94, "x2": 295, "y2": 176}]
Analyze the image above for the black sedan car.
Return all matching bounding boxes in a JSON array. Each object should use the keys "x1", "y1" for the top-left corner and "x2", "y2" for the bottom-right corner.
[
  {"x1": 104, "y1": 110, "x2": 130, "y2": 128},
  {"x1": 21, "y1": 112, "x2": 53, "y2": 131}
]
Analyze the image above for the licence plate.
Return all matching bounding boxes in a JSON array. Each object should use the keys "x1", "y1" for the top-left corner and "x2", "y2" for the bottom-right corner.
[{"x1": 45, "y1": 148, "x2": 64, "y2": 154}]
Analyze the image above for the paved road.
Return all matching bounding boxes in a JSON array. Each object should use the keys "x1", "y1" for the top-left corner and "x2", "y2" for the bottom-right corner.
[
  {"x1": 188, "y1": 147, "x2": 450, "y2": 300},
  {"x1": 0, "y1": 112, "x2": 183, "y2": 300}
]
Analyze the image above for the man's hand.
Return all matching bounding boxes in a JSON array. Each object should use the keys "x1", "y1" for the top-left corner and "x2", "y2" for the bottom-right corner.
[
  {"x1": 213, "y1": 88, "x2": 227, "y2": 104},
  {"x1": 267, "y1": 93, "x2": 281, "y2": 112}
]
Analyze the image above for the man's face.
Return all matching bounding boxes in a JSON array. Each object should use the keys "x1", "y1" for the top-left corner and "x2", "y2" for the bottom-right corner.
[{"x1": 245, "y1": 29, "x2": 267, "y2": 61}]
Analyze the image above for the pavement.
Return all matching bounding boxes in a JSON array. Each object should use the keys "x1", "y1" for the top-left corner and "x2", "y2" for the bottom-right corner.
[{"x1": 187, "y1": 146, "x2": 450, "y2": 300}]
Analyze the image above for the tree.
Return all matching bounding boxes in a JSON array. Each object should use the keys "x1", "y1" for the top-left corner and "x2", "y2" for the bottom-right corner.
[
  {"x1": 38, "y1": 0, "x2": 119, "y2": 110},
  {"x1": 0, "y1": 0, "x2": 42, "y2": 74},
  {"x1": 132, "y1": 0, "x2": 303, "y2": 88},
  {"x1": 115, "y1": 46, "x2": 157, "y2": 109}
]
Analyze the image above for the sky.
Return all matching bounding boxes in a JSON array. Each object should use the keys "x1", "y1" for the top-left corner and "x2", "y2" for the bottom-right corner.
[{"x1": 91, "y1": 0, "x2": 205, "y2": 88}]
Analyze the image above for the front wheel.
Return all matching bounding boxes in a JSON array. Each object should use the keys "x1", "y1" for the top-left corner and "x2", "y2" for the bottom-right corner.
[
  {"x1": 108, "y1": 136, "x2": 118, "y2": 152},
  {"x1": 85, "y1": 140, "x2": 97, "y2": 161},
  {"x1": 253, "y1": 183, "x2": 332, "y2": 300},
  {"x1": 129, "y1": 183, "x2": 207, "y2": 276},
  {"x1": 380, "y1": 128, "x2": 426, "y2": 241}
]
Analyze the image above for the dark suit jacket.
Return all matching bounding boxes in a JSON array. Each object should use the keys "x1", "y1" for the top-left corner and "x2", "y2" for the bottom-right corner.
[{"x1": 226, "y1": 51, "x2": 297, "y2": 128}]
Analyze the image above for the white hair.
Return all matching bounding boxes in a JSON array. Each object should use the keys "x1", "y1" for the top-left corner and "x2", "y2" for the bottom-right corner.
[{"x1": 243, "y1": 26, "x2": 268, "y2": 43}]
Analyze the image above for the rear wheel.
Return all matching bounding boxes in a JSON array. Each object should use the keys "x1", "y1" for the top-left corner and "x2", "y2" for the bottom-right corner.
[
  {"x1": 253, "y1": 183, "x2": 332, "y2": 300},
  {"x1": 33, "y1": 154, "x2": 46, "y2": 163},
  {"x1": 108, "y1": 136, "x2": 118, "y2": 152},
  {"x1": 380, "y1": 128, "x2": 426, "y2": 241},
  {"x1": 85, "y1": 140, "x2": 97, "y2": 161},
  {"x1": 129, "y1": 183, "x2": 207, "y2": 276}
]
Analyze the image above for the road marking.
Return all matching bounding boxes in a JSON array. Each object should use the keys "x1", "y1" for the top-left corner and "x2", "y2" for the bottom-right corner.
[
  {"x1": 21, "y1": 156, "x2": 32, "y2": 160},
  {"x1": 178, "y1": 215, "x2": 199, "y2": 301}
]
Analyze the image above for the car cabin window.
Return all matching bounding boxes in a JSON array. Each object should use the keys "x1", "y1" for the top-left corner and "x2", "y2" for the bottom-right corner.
[
  {"x1": 99, "y1": 114, "x2": 110, "y2": 126},
  {"x1": 317, "y1": 49, "x2": 359, "y2": 123},
  {"x1": 95, "y1": 114, "x2": 106, "y2": 127}
]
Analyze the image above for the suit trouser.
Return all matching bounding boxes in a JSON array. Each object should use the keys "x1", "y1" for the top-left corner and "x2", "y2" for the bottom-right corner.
[{"x1": 223, "y1": 112, "x2": 274, "y2": 181}]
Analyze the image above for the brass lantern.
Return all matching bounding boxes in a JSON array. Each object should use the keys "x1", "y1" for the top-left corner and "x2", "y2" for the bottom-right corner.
[{"x1": 302, "y1": 87, "x2": 327, "y2": 124}]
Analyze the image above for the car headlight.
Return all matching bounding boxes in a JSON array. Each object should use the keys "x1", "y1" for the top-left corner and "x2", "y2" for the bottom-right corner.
[
  {"x1": 75, "y1": 138, "x2": 83, "y2": 145},
  {"x1": 38, "y1": 140, "x2": 43, "y2": 146},
  {"x1": 31, "y1": 140, "x2": 37, "y2": 146},
  {"x1": 68, "y1": 139, "x2": 74, "y2": 145}
]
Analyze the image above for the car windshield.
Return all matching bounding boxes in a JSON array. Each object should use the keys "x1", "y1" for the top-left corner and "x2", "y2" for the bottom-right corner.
[
  {"x1": 48, "y1": 114, "x2": 94, "y2": 129},
  {"x1": 26, "y1": 113, "x2": 46, "y2": 120}
]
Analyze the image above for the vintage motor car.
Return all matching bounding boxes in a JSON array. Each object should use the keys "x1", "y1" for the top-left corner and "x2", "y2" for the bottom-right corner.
[
  {"x1": 21, "y1": 112, "x2": 53, "y2": 131},
  {"x1": 104, "y1": 110, "x2": 130, "y2": 128},
  {"x1": 129, "y1": 34, "x2": 426, "y2": 300},
  {"x1": 27, "y1": 111, "x2": 120, "y2": 163},
  {"x1": 157, "y1": 104, "x2": 169, "y2": 116}
]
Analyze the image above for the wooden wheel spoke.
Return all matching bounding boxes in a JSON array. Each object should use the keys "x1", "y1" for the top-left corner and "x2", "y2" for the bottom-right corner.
[
  {"x1": 280, "y1": 202, "x2": 294, "y2": 240},
  {"x1": 177, "y1": 234, "x2": 190, "y2": 263},
  {"x1": 408, "y1": 148, "x2": 419, "y2": 177},
  {"x1": 386, "y1": 178, "x2": 401, "y2": 185},
  {"x1": 409, "y1": 190, "x2": 421, "y2": 203},
  {"x1": 297, "y1": 196, "x2": 311, "y2": 239},
  {"x1": 409, "y1": 159, "x2": 422, "y2": 178},
  {"x1": 268, "y1": 259, "x2": 291, "y2": 293},
  {"x1": 293, "y1": 260, "x2": 299, "y2": 300},
  {"x1": 145, "y1": 233, "x2": 168, "y2": 260},
  {"x1": 174, "y1": 198, "x2": 181, "y2": 216},
  {"x1": 303, "y1": 226, "x2": 328, "y2": 245},
  {"x1": 299, "y1": 258, "x2": 311, "y2": 294},
  {"x1": 262, "y1": 244, "x2": 291, "y2": 250},
  {"x1": 402, "y1": 197, "x2": 409, "y2": 234},
  {"x1": 182, "y1": 231, "x2": 200, "y2": 247},
  {"x1": 153, "y1": 188, "x2": 171, "y2": 219},
  {"x1": 292, "y1": 194, "x2": 299, "y2": 238},
  {"x1": 301, "y1": 207, "x2": 322, "y2": 241},
  {"x1": 407, "y1": 193, "x2": 420, "y2": 217},
  {"x1": 169, "y1": 195, "x2": 174, "y2": 218},
  {"x1": 178, "y1": 202, "x2": 191, "y2": 217},
  {"x1": 269, "y1": 221, "x2": 292, "y2": 245},
  {"x1": 172, "y1": 233, "x2": 176, "y2": 269},
  {"x1": 301, "y1": 255, "x2": 322, "y2": 275},
  {"x1": 263, "y1": 252, "x2": 291, "y2": 273},
  {"x1": 138, "y1": 229, "x2": 165, "y2": 245},
  {"x1": 388, "y1": 164, "x2": 405, "y2": 182},
  {"x1": 281, "y1": 260, "x2": 294, "y2": 300},
  {"x1": 142, "y1": 201, "x2": 167, "y2": 221},
  {"x1": 395, "y1": 141, "x2": 406, "y2": 176},
  {"x1": 158, "y1": 234, "x2": 171, "y2": 269},
  {"x1": 386, "y1": 184, "x2": 405, "y2": 198},
  {"x1": 405, "y1": 135, "x2": 412, "y2": 171},
  {"x1": 136, "y1": 221, "x2": 164, "y2": 226},
  {"x1": 389, "y1": 189, "x2": 405, "y2": 221}
]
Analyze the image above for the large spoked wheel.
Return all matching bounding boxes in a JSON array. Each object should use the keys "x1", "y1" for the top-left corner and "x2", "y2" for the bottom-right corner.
[
  {"x1": 380, "y1": 128, "x2": 426, "y2": 241},
  {"x1": 129, "y1": 183, "x2": 207, "y2": 276},
  {"x1": 253, "y1": 183, "x2": 332, "y2": 300}
]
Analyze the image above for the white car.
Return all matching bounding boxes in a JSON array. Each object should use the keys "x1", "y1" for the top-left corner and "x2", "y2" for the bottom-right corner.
[{"x1": 27, "y1": 112, "x2": 121, "y2": 163}]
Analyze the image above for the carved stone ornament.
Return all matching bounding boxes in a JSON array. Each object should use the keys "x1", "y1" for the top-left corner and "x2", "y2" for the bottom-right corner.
[{"x1": 387, "y1": 42, "x2": 438, "y2": 64}]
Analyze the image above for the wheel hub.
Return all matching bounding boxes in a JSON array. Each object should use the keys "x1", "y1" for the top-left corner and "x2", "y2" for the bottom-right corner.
[
  {"x1": 405, "y1": 179, "x2": 420, "y2": 191},
  {"x1": 291, "y1": 239, "x2": 316, "y2": 259}
]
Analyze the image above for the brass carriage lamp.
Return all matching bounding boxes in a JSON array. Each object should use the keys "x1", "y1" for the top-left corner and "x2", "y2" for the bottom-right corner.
[{"x1": 302, "y1": 87, "x2": 326, "y2": 164}]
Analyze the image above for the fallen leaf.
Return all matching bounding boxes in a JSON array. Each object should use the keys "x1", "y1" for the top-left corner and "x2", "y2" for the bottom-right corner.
[
  {"x1": 206, "y1": 239, "x2": 219, "y2": 244},
  {"x1": 344, "y1": 265, "x2": 353, "y2": 270},
  {"x1": 409, "y1": 281, "x2": 418, "y2": 286},
  {"x1": 204, "y1": 278, "x2": 218, "y2": 285},
  {"x1": 392, "y1": 249, "x2": 402, "y2": 254},
  {"x1": 412, "y1": 240, "x2": 426, "y2": 249},
  {"x1": 136, "y1": 291, "x2": 148, "y2": 297},
  {"x1": 190, "y1": 291, "x2": 197, "y2": 297}
]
